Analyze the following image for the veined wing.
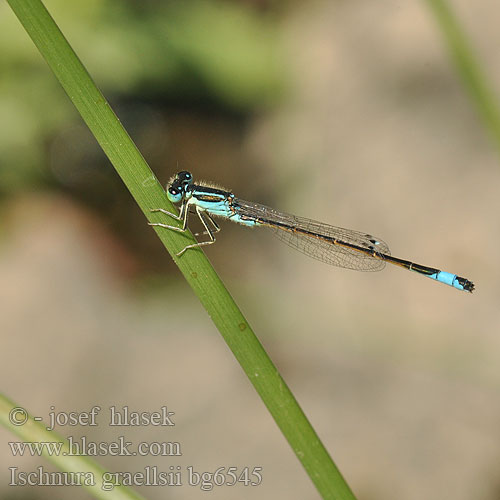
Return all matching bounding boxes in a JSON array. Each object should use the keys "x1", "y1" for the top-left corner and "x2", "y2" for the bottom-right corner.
[{"x1": 233, "y1": 198, "x2": 391, "y2": 271}]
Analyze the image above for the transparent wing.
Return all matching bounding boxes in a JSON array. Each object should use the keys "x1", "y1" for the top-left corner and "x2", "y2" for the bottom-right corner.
[{"x1": 234, "y1": 198, "x2": 390, "y2": 271}]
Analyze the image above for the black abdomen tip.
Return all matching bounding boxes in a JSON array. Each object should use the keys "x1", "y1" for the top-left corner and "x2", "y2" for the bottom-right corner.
[{"x1": 458, "y1": 277, "x2": 475, "y2": 293}]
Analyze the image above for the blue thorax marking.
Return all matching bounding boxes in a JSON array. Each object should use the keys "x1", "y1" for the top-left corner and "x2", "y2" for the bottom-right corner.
[
  {"x1": 190, "y1": 186, "x2": 261, "y2": 227},
  {"x1": 190, "y1": 185, "x2": 233, "y2": 217}
]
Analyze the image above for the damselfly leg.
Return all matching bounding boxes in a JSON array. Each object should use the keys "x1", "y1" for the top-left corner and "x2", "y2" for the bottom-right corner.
[{"x1": 149, "y1": 204, "x2": 218, "y2": 256}]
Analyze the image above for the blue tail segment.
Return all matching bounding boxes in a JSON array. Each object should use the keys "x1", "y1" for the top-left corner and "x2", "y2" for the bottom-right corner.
[{"x1": 426, "y1": 271, "x2": 474, "y2": 292}]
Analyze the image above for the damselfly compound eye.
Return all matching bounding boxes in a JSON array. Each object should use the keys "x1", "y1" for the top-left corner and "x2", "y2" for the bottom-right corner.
[
  {"x1": 177, "y1": 171, "x2": 193, "y2": 185},
  {"x1": 167, "y1": 186, "x2": 183, "y2": 203}
]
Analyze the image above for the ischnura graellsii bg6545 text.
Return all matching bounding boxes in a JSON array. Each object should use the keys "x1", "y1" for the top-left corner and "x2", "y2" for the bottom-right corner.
[{"x1": 150, "y1": 171, "x2": 474, "y2": 293}]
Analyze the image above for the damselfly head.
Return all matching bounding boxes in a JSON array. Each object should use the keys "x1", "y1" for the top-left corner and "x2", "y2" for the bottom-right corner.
[{"x1": 166, "y1": 171, "x2": 194, "y2": 203}]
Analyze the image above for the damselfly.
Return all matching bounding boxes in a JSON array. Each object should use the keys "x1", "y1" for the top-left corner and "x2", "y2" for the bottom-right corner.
[{"x1": 150, "y1": 171, "x2": 474, "y2": 293}]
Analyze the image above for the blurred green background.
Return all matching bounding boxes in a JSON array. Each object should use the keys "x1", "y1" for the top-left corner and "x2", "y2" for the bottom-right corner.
[{"x1": 1, "y1": 0, "x2": 499, "y2": 499}]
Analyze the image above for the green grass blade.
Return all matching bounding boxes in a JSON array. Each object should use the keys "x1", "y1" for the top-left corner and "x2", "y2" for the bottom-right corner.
[
  {"x1": 0, "y1": 393, "x2": 145, "y2": 499},
  {"x1": 6, "y1": 1, "x2": 356, "y2": 498},
  {"x1": 425, "y1": 0, "x2": 500, "y2": 156}
]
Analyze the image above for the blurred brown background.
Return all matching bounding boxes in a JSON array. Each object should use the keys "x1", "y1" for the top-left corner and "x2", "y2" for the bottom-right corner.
[{"x1": 1, "y1": 0, "x2": 499, "y2": 499}]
